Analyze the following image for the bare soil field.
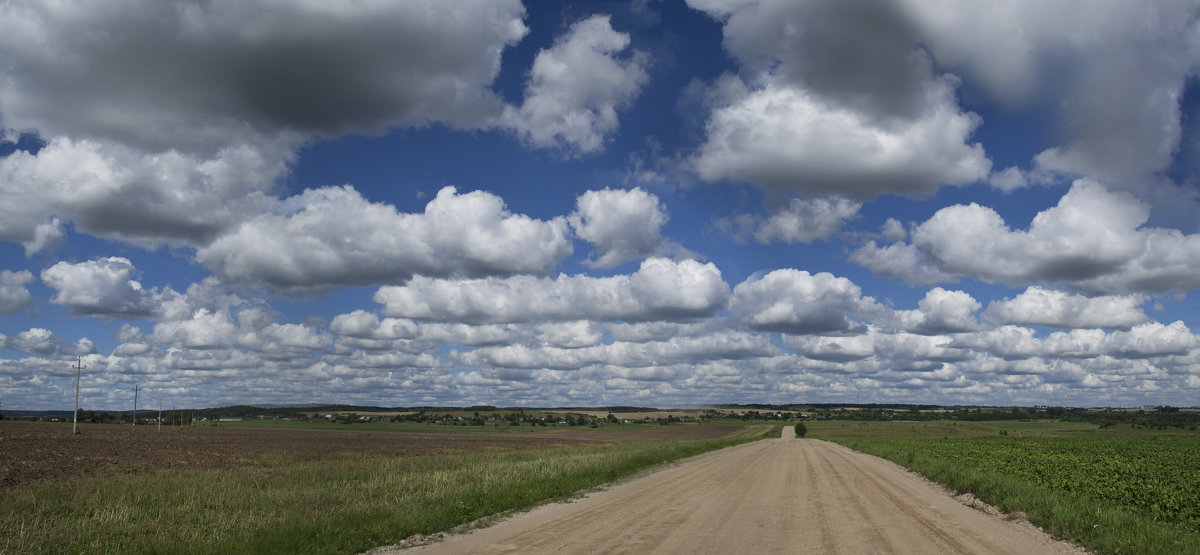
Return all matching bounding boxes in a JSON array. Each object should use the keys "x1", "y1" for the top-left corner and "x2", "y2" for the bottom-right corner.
[
  {"x1": 0, "y1": 421, "x2": 733, "y2": 489},
  {"x1": 387, "y1": 430, "x2": 1082, "y2": 554}
]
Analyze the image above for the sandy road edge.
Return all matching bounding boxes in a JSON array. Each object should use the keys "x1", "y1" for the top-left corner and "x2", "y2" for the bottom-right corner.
[{"x1": 811, "y1": 439, "x2": 1088, "y2": 553}]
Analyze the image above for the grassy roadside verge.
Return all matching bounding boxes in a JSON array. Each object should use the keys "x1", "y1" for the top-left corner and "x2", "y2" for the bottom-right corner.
[
  {"x1": 1, "y1": 425, "x2": 777, "y2": 554},
  {"x1": 813, "y1": 423, "x2": 1200, "y2": 554}
]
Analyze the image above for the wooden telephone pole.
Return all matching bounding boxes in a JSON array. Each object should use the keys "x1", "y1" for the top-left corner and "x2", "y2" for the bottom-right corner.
[
  {"x1": 71, "y1": 357, "x2": 85, "y2": 435},
  {"x1": 132, "y1": 385, "x2": 139, "y2": 427}
]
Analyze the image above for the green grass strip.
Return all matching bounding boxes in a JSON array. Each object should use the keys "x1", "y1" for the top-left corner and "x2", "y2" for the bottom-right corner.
[{"x1": 1, "y1": 426, "x2": 775, "y2": 554}]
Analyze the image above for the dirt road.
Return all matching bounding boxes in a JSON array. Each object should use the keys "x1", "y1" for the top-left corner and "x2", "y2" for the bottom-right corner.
[{"x1": 384, "y1": 427, "x2": 1080, "y2": 554}]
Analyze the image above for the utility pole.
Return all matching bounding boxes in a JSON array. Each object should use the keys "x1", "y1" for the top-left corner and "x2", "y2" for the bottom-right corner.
[
  {"x1": 132, "y1": 385, "x2": 139, "y2": 427},
  {"x1": 157, "y1": 399, "x2": 162, "y2": 431},
  {"x1": 71, "y1": 357, "x2": 85, "y2": 435}
]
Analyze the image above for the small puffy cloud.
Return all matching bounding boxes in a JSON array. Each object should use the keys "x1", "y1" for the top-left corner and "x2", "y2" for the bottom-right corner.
[
  {"x1": 329, "y1": 310, "x2": 418, "y2": 341},
  {"x1": 40, "y1": 257, "x2": 186, "y2": 318},
  {"x1": 880, "y1": 218, "x2": 907, "y2": 242},
  {"x1": 0, "y1": 269, "x2": 34, "y2": 314},
  {"x1": 22, "y1": 218, "x2": 64, "y2": 256},
  {"x1": 785, "y1": 333, "x2": 876, "y2": 362},
  {"x1": 988, "y1": 166, "x2": 1030, "y2": 193},
  {"x1": 1105, "y1": 322, "x2": 1198, "y2": 359},
  {"x1": 238, "y1": 323, "x2": 331, "y2": 354},
  {"x1": 851, "y1": 180, "x2": 1200, "y2": 293},
  {"x1": 3, "y1": 328, "x2": 96, "y2": 357},
  {"x1": 892, "y1": 288, "x2": 980, "y2": 334},
  {"x1": 6, "y1": 328, "x2": 62, "y2": 356},
  {"x1": 152, "y1": 309, "x2": 239, "y2": 349},
  {"x1": 731, "y1": 269, "x2": 877, "y2": 334},
  {"x1": 113, "y1": 342, "x2": 153, "y2": 357},
  {"x1": 984, "y1": 287, "x2": 1148, "y2": 330},
  {"x1": 501, "y1": 14, "x2": 649, "y2": 156},
  {"x1": 848, "y1": 241, "x2": 957, "y2": 286},
  {"x1": 570, "y1": 188, "x2": 667, "y2": 268},
  {"x1": 537, "y1": 321, "x2": 605, "y2": 349},
  {"x1": 197, "y1": 185, "x2": 572, "y2": 288},
  {"x1": 692, "y1": 77, "x2": 989, "y2": 198},
  {"x1": 329, "y1": 310, "x2": 383, "y2": 339},
  {"x1": 717, "y1": 195, "x2": 861, "y2": 244},
  {"x1": 374, "y1": 257, "x2": 730, "y2": 324}
]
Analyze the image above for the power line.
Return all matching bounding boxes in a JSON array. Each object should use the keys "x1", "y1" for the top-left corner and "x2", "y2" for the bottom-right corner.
[{"x1": 71, "y1": 357, "x2": 85, "y2": 436}]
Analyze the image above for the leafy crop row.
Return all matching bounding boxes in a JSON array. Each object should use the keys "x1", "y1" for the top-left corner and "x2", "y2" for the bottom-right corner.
[{"x1": 854, "y1": 436, "x2": 1200, "y2": 531}]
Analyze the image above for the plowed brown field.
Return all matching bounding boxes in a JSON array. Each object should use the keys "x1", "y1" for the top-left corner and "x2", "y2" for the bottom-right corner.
[{"x1": 0, "y1": 420, "x2": 734, "y2": 489}]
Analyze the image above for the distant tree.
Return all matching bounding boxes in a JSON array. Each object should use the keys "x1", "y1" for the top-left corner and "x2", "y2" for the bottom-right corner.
[{"x1": 794, "y1": 423, "x2": 807, "y2": 437}]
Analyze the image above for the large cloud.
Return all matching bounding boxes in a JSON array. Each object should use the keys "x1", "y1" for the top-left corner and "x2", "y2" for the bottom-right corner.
[
  {"x1": 501, "y1": 14, "x2": 648, "y2": 156},
  {"x1": 0, "y1": 1, "x2": 532, "y2": 252},
  {"x1": 851, "y1": 180, "x2": 1200, "y2": 293},
  {"x1": 0, "y1": 138, "x2": 283, "y2": 249},
  {"x1": 40, "y1": 257, "x2": 195, "y2": 319},
  {"x1": 569, "y1": 187, "x2": 667, "y2": 268},
  {"x1": 0, "y1": 0, "x2": 528, "y2": 148},
  {"x1": 904, "y1": 0, "x2": 1200, "y2": 188},
  {"x1": 374, "y1": 258, "x2": 730, "y2": 324},
  {"x1": 197, "y1": 185, "x2": 572, "y2": 288},
  {"x1": 687, "y1": 0, "x2": 990, "y2": 199}
]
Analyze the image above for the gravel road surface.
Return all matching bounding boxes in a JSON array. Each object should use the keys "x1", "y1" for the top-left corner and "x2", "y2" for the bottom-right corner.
[{"x1": 383, "y1": 427, "x2": 1082, "y2": 554}]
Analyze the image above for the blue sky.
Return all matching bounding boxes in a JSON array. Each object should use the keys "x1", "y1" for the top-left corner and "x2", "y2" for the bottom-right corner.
[{"x1": 3, "y1": 0, "x2": 1200, "y2": 410}]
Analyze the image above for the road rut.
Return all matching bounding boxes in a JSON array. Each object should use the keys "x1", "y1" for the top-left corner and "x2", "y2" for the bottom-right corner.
[{"x1": 382, "y1": 428, "x2": 1081, "y2": 554}]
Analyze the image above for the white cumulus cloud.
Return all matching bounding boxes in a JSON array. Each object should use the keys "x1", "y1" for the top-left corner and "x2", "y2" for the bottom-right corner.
[
  {"x1": 570, "y1": 187, "x2": 667, "y2": 268},
  {"x1": 197, "y1": 185, "x2": 573, "y2": 288},
  {"x1": 0, "y1": 269, "x2": 34, "y2": 314},
  {"x1": 688, "y1": 0, "x2": 991, "y2": 198},
  {"x1": 984, "y1": 287, "x2": 1148, "y2": 330},
  {"x1": 731, "y1": 269, "x2": 880, "y2": 334},
  {"x1": 40, "y1": 257, "x2": 191, "y2": 319},
  {"x1": 851, "y1": 180, "x2": 1200, "y2": 293},
  {"x1": 374, "y1": 257, "x2": 729, "y2": 324},
  {"x1": 501, "y1": 14, "x2": 649, "y2": 156}
]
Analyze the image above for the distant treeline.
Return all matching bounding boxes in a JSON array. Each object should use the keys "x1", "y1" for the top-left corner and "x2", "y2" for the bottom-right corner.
[
  {"x1": 5, "y1": 403, "x2": 1198, "y2": 430},
  {"x1": 725, "y1": 405, "x2": 1200, "y2": 430}
]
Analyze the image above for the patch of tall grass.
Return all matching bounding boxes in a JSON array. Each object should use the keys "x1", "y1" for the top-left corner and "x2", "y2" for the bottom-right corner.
[{"x1": 1, "y1": 426, "x2": 775, "y2": 554}]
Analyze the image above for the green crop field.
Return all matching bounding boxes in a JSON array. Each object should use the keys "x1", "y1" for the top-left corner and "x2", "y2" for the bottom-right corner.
[{"x1": 811, "y1": 421, "x2": 1200, "y2": 554}]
